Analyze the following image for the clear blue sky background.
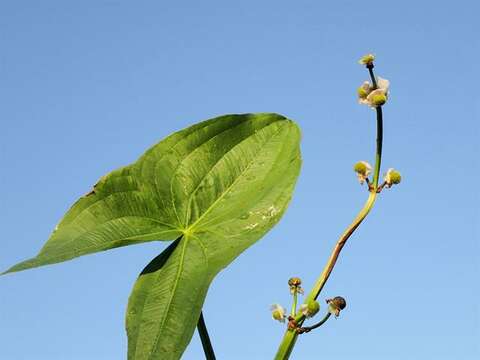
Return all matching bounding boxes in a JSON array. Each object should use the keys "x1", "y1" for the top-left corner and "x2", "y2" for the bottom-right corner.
[{"x1": 1, "y1": 1, "x2": 478, "y2": 359}]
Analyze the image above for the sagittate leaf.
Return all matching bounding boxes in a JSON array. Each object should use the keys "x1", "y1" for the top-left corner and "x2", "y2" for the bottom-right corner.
[{"x1": 4, "y1": 113, "x2": 301, "y2": 359}]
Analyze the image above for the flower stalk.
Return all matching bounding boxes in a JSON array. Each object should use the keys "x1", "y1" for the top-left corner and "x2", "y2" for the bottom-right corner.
[
  {"x1": 296, "y1": 312, "x2": 332, "y2": 334},
  {"x1": 291, "y1": 291, "x2": 298, "y2": 317},
  {"x1": 273, "y1": 59, "x2": 385, "y2": 360}
]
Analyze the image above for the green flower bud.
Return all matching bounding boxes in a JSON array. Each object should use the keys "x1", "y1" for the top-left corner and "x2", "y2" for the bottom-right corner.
[
  {"x1": 389, "y1": 171, "x2": 401, "y2": 184},
  {"x1": 300, "y1": 299, "x2": 320, "y2": 318},
  {"x1": 354, "y1": 161, "x2": 370, "y2": 175},
  {"x1": 354, "y1": 161, "x2": 372, "y2": 184},
  {"x1": 270, "y1": 304, "x2": 286, "y2": 323},
  {"x1": 384, "y1": 168, "x2": 402, "y2": 187},
  {"x1": 359, "y1": 54, "x2": 375, "y2": 66},
  {"x1": 357, "y1": 86, "x2": 369, "y2": 99},
  {"x1": 370, "y1": 92, "x2": 387, "y2": 106}
]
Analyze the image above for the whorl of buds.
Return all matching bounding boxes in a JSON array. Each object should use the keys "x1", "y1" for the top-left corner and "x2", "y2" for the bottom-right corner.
[{"x1": 358, "y1": 77, "x2": 390, "y2": 108}]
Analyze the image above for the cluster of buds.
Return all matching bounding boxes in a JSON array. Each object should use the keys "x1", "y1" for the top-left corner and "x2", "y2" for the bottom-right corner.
[
  {"x1": 357, "y1": 77, "x2": 390, "y2": 108},
  {"x1": 270, "y1": 278, "x2": 348, "y2": 338},
  {"x1": 271, "y1": 277, "x2": 341, "y2": 328},
  {"x1": 357, "y1": 53, "x2": 390, "y2": 108},
  {"x1": 353, "y1": 160, "x2": 402, "y2": 190},
  {"x1": 270, "y1": 55, "x2": 400, "y2": 339},
  {"x1": 270, "y1": 277, "x2": 308, "y2": 324}
]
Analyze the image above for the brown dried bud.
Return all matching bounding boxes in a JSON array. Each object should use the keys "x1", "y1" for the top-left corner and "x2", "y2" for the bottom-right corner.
[
  {"x1": 288, "y1": 277, "x2": 302, "y2": 287},
  {"x1": 326, "y1": 296, "x2": 347, "y2": 317},
  {"x1": 288, "y1": 277, "x2": 304, "y2": 295}
]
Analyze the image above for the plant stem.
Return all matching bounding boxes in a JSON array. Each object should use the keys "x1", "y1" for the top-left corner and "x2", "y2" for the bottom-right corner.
[
  {"x1": 273, "y1": 67, "x2": 384, "y2": 360},
  {"x1": 291, "y1": 291, "x2": 298, "y2": 316},
  {"x1": 197, "y1": 311, "x2": 216, "y2": 360},
  {"x1": 300, "y1": 312, "x2": 332, "y2": 333},
  {"x1": 368, "y1": 65, "x2": 378, "y2": 88}
]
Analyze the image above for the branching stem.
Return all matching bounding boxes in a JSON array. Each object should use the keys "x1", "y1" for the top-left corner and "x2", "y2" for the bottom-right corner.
[
  {"x1": 273, "y1": 65, "x2": 384, "y2": 360},
  {"x1": 291, "y1": 291, "x2": 298, "y2": 317},
  {"x1": 297, "y1": 312, "x2": 332, "y2": 334}
]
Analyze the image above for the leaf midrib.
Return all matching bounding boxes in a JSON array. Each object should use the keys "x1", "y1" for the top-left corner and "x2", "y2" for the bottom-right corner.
[
  {"x1": 146, "y1": 235, "x2": 189, "y2": 358},
  {"x1": 183, "y1": 120, "x2": 284, "y2": 227},
  {"x1": 167, "y1": 119, "x2": 257, "y2": 228},
  {"x1": 186, "y1": 123, "x2": 287, "y2": 232}
]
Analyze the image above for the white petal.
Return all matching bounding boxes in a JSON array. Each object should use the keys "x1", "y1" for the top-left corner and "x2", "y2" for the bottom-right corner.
[
  {"x1": 376, "y1": 77, "x2": 390, "y2": 92},
  {"x1": 361, "y1": 161, "x2": 372, "y2": 171},
  {"x1": 384, "y1": 168, "x2": 394, "y2": 183},
  {"x1": 358, "y1": 98, "x2": 370, "y2": 105}
]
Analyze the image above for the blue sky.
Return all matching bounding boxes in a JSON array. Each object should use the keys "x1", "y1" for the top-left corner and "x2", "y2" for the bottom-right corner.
[{"x1": 0, "y1": 1, "x2": 478, "y2": 359}]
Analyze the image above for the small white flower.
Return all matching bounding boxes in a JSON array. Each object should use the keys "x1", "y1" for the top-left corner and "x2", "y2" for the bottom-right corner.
[
  {"x1": 376, "y1": 77, "x2": 390, "y2": 91},
  {"x1": 353, "y1": 161, "x2": 372, "y2": 184},
  {"x1": 358, "y1": 77, "x2": 390, "y2": 108},
  {"x1": 270, "y1": 304, "x2": 286, "y2": 323},
  {"x1": 384, "y1": 168, "x2": 402, "y2": 187}
]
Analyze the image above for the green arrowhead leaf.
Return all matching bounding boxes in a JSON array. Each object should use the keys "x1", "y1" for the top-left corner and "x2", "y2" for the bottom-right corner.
[
  {"x1": 125, "y1": 114, "x2": 301, "y2": 359},
  {"x1": 4, "y1": 113, "x2": 301, "y2": 359},
  {"x1": 4, "y1": 113, "x2": 300, "y2": 274}
]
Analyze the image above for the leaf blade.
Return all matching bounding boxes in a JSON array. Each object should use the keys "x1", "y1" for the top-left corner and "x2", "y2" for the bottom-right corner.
[
  {"x1": 126, "y1": 236, "x2": 211, "y2": 360},
  {"x1": 125, "y1": 114, "x2": 301, "y2": 359},
  {"x1": 5, "y1": 113, "x2": 302, "y2": 360}
]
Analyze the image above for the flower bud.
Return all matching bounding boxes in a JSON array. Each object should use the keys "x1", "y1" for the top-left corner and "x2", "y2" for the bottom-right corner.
[
  {"x1": 359, "y1": 54, "x2": 375, "y2": 66},
  {"x1": 299, "y1": 299, "x2": 320, "y2": 318},
  {"x1": 357, "y1": 81, "x2": 373, "y2": 104},
  {"x1": 358, "y1": 77, "x2": 390, "y2": 108},
  {"x1": 354, "y1": 161, "x2": 372, "y2": 184},
  {"x1": 354, "y1": 161, "x2": 371, "y2": 175},
  {"x1": 326, "y1": 296, "x2": 347, "y2": 317},
  {"x1": 288, "y1": 277, "x2": 302, "y2": 287},
  {"x1": 366, "y1": 89, "x2": 388, "y2": 107},
  {"x1": 288, "y1": 277, "x2": 304, "y2": 295},
  {"x1": 369, "y1": 92, "x2": 387, "y2": 106},
  {"x1": 270, "y1": 304, "x2": 286, "y2": 323},
  {"x1": 357, "y1": 83, "x2": 370, "y2": 99},
  {"x1": 384, "y1": 168, "x2": 402, "y2": 187}
]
